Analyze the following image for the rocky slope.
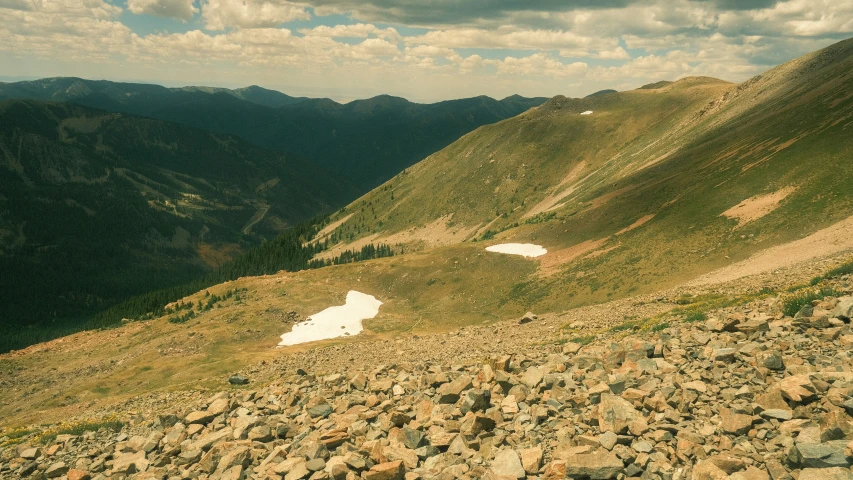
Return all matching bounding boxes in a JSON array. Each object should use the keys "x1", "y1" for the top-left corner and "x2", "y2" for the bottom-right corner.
[{"x1": 3, "y1": 262, "x2": 853, "y2": 479}]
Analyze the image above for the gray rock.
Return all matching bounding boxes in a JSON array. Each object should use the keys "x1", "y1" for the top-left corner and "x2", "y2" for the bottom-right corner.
[
  {"x1": 308, "y1": 403, "x2": 333, "y2": 418},
  {"x1": 228, "y1": 375, "x2": 249, "y2": 385},
  {"x1": 599, "y1": 431, "x2": 618, "y2": 450},
  {"x1": 45, "y1": 462, "x2": 69, "y2": 478},
  {"x1": 793, "y1": 441, "x2": 853, "y2": 468},
  {"x1": 460, "y1": 389, "x2": 490, "y2": 414}
]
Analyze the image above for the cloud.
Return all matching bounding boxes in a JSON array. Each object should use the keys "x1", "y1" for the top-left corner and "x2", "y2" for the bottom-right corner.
[
  {"x1": 0, "y1": 0, "x2": 33, "y2": 10},
  {"x1": 299, "y1": 23, "x2": 400, "y2": 40},
  {"x1": 201, "y1": 0, "x2": 310, "y2": 30},
  {"x1": 127, "y1": 0, "x2": 198, "y2": 21},
  {"x1": 407, "y1": 27, "x2": 609, "y2": 52},
  {"x1": 494, "y1": 53, "x2": 589, "y2": 77},
  {"x1": 303, "y1": 0, "x2": 639, "y2": 26}
]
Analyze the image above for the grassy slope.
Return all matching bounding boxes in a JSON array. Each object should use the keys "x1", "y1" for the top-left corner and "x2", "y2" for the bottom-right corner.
[{"x1": 323, "y1": 38, "x2": 853, "y2": 307}]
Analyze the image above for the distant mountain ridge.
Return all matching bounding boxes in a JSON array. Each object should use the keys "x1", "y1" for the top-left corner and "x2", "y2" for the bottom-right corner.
[{"x1": 0, "y1": 77, "x2": 548, "y2": 190}]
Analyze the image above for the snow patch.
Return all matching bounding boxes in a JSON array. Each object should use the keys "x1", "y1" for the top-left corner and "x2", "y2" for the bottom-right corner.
[
  {"x1": 278, "y1": 291, "x2": 382, "y2": 346},
  {"x1": 580, "y1": 111, "x2": 593, "y2": 115},
  {"x1": 485, "y1": 243, "x2": 547, "y2": 258}
]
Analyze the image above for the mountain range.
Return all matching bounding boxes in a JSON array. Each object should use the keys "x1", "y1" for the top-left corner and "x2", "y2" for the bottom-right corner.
[{"x1": 0, "y1": 78, "x2": 547, "y2": 190}]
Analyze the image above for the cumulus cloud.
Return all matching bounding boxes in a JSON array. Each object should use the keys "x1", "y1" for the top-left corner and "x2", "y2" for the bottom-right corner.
[
  {"x1": 202, "y1": 0, "x2": 310, "y2": 30},
  {"x1": 299, "y1": 23, "x2": 400, "y2": 40},
  {"x1": 494, "y1": 54, "x2": 589, "y2": 77},
  {"x1": 127, "y1": 0, "x2": 197, "y2": 21},
  {"x1": 407, "y1": 27, "x2": 606, "y2": 52}
]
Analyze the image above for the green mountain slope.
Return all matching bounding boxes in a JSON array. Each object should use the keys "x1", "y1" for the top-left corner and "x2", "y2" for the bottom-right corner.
[
  {"x1": 0, "y1": 100, "x2": 355, "y2": 340},
  {"x1": 0, "y1": 78, "x2": 547, "y2": 191},
  {"x1": 317, "y1": 37, "x2": 853, "y2": 309}
]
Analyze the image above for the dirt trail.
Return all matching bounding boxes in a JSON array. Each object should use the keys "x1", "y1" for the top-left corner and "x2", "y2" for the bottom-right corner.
[
  {"x1": 241, "y1": 204, "x2": 269, "y2": 235},
  {"x1": 687, "y1": 213, "x2": 853, "y2": 286}
]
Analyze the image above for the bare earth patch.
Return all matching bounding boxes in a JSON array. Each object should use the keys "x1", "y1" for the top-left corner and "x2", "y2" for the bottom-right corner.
[
  {"x1": 316, "y1": 215, "x2": 478, "y2": 260},
  {"x1": 688, "y1": 213, "x2": 853, "y2": 286},
  {"x1": 523, "y1": 161, "x2": 588, "y2": 218},
  {"x1": 615, "y1": 214, "x2": 655, "y2": 235},
  {"x1": 721, "y1": 187, "x2": 796, "y2": 227},
  {"x1": 538, "y1": 239, "x2": 607, "y2": 276},
  {"x1": 311, "y1": 213, "x2": 354, "y2": 244}
]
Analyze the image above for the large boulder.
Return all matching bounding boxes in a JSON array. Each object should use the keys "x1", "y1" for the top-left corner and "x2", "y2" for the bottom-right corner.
[
  {"x1": 598, "y1": 393, "x2": 641, "y2": 434},
  {"x1": 490, "y1": 449, "x2": 526, "y2": 479}
]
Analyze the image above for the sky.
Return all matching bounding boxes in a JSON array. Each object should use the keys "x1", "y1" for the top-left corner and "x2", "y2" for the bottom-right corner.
[{"x1": 1, "y1": 1, "x2": 851, "y2": 103}]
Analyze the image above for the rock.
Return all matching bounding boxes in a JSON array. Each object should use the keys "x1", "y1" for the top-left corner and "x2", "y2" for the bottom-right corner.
[
  {"x1": 175, "y1": 448, "x2": 202, "y2": 466},
  {"x1": 365, "y1": 460, "x2": 405, "y2": 480},
  {"x1": 693, "y1": 460, "x2": 730, "y2": 479},
  {"x1": 399, "y1": 427, "x2": 426, "y2": 450},
  {"x1": 207, "y1": 397, "x2": 230, "y2": 416},
  {"x1": 708, "y1": 454, "x2": 746, "y2": 474},
  {"x1": 729, "y1": 466, "x2": 770, "y2": 480},
  {"x1": 45, "y1": 462, "x2": 69, "y2": 478},
  {"x1": 598, "y1": 392, "x2": 641, "y2": 434},
  {"x1": 802, "y1": 468, "x2": 853, "y2": 479},
  {"x1": 20, "y1": 447, "x2": 41, "y2": 460},
  {"x1": 713, "y1": 347, "x2": 737, "y2": 362},
  {"x1": 759, "y1": 351, "x2": 785, "y2": 370},
  {"x1": 217, "y1": 446, "x2": 251, "y2": 472},
  {"x1": 830, "y1": 297, "x2": 853, "y2": 320},
  {"x1": 186, "y1": 410, "x2": 215, "y2": 424},
  {"x1": 228, "y1": 375, "x2": 249, "y2": 385},
  {"x1": 562, "y1": 451, "x2": 623, "y2": 479},
  {"x1": 720, "y1": 408, "x2": 754, "y2": 435},
  {"x1": 760, "y1": 409, "x2": 793, "y2": 420},
  {"x1": 599, "y1": 431, "x2": 618, "y2": 450},
  {"x1": 460, "y1": 389, "x2": 490, "y2": 413},
  {"x1": 519, "y1": 312, "x2": 537, "y2": 324},
  {"x1": 437, "y1": 375, "x2": 472, "y2": 403},
  {"x1": 521, "y1": 367, "x2": 544, "y2": 388},
  {"x1": 112, "y1": 451, "x2": 147, "y2": 474},
  {"x1": 67, "y1": 469, "x2": 91, "y2": 480},
  {"x1": 308, "y1": 403, "x2": 333, "y2": 418},
  {"x1": 780, "y1": 375, "x2": 818, "y2": 402},
  {"x1": 490, "y1": 449, "x2": 526, "y2": 479},
  {"x1": 792, "y1": 441, "x2": 852, "y2": 468},
  {"x1": 520, "y1": 447, "x2": 543, "y2": 474},
  {"x1": 306, "y1": 458, "x2": 326, "y2": 472},
  {"x1": 248, "y1": 425, "x2": 274, "y2": 442}
]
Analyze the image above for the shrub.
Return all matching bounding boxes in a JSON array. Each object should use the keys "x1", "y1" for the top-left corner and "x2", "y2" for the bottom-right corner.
[
  {"x1": 569, "y1": 335, "x2": 595, "y2": 345},
  {"x1": 684, "y1": 311, "x2": 707, "y2": 323},
  {"x1": 35, "y1": 415, "x2": 124, "y2": 445},
  {"x1": 826, "y1": 259, "x2": 853, "y2": 278},
  {"x1": 782, "y1": 285, "x2": 844, "y2": 317}
]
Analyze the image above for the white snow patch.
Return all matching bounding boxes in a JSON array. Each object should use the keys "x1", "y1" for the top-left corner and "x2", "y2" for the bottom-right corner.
[
  {"x1": 485, "y1": 243, "x2": 547, "y2": 258},
  {"x1": 580, "y1": 111, "x2": 593, "y2": 115},
  {"x1": 278, "y1": 291, "x2": 382, "y2": 346}
]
